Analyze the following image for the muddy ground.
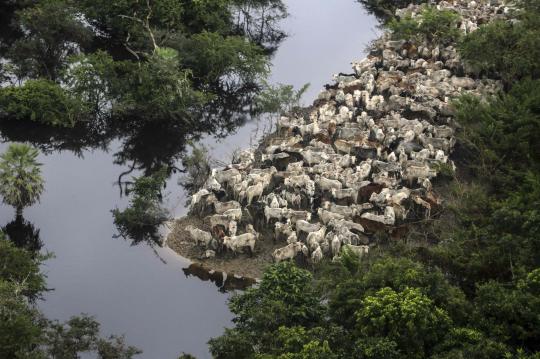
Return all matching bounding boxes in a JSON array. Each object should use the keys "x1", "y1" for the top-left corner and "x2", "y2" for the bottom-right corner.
[{"x1": 165, "y1": 216, "x2": 284, "y2": 279}]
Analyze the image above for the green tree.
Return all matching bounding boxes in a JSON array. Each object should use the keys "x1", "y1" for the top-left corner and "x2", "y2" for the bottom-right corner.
[
  {"x1": 432, "y1": 327, "x2": 509, "y2": 359},
  {"x1": 355, "y1": 287, "x2": 451, "y2": 359},
  {"x1": 181, "y1": 31, "x2": 268, "y2": 86},
  {"x1": 327, "y1": 257, "x2": 469, "y2": 330},
  {"x1": 473, "y1": 276, "x2": 540, "y2": 351},
  {"x1": 254, "y1": 326, "x2": 339, "y2": 359},
  {"x1": 228, "y1": 262, "x2": 323, "y2": 334},
  {"x1": 0, "y1": 279, "x2": 43, "y2": 359},
  {"x1": 209, "y1": 262, "x2": 324, "y2": 358},
  {"x1": 43, "y1": 315, "x2": 142, "y2": 359},
  {"x1": 0, "y1": 239, "x2": 47, "y2": 301},
  {"x1": 0, "y1": 143, "x2": 45, "y2": 216},
  {"x1": 458, "y1": 0, "x2": 540, "y2": 84},
  {"x1": 253, "y1": 82, "x2": 309, "y2": 115},
  {"x1": 8, "y1": 0, "x2": 92, "y2": 80}
]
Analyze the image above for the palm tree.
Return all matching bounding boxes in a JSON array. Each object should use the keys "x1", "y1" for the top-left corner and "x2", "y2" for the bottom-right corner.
[{"x1": 0, "y1": 143, "x2": 45, "y2": 216}]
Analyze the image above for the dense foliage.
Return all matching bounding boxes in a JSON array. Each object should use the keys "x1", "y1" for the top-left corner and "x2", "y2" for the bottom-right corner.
[
  {"x1": 458, "y1": 0, "x2": 540, "y2": 84},
  {"x1": 0, "y1": 0, "x2": 285, "y2": 127},
  {"x1": 0, "y1": 79, "x2": 84, "y2": 127}
]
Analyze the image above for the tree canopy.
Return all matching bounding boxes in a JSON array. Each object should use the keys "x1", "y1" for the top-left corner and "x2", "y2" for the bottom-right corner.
[{"x1": 0, "y1": 0, "x2": 286, "y2": 129}]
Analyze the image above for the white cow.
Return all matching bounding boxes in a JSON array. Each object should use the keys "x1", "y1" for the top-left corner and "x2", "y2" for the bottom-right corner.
[
  {"x1": 223, "y1": 233, "x2": 257, "y2": 255},
  {"x1": 185, "y1": 226, "x2": 213, "y2": 248},
  {"x1": 272, "y1": 242, "x2": 308, "y2": 263}
]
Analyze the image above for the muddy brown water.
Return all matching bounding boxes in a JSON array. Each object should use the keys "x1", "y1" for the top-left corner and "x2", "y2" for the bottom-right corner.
[{"x1": 0, "y1": 1, "x2": 377, "y2": 358}]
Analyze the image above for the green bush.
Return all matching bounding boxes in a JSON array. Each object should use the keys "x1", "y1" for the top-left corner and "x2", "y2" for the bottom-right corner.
[
  {"x1": 356, "y1": 287, "x2": 452, "y2": 358},
  {"x1": 453, "y1": 79, "x2": 540, "y2": 178},
  {"x1": 0, "y1": 79, "x2": 84, "y2": 127},
  {"x1": 357, "y1": 0, "x2": 427, "y2": 22},
  {"x1": 458, "y1": 1, "x2": 540, "y2": 83},
  {"x1": 388, "y1": 6, "x2": 461, "y2": 44}
]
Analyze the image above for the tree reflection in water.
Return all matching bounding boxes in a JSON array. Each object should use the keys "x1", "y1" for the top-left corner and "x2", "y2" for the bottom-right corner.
[
  {"x1": 3, "y1": 215, "x2": 43, "y2": 254},
  {"x1": 0, "y1": 0, "x2": 289, "y2": 250}
]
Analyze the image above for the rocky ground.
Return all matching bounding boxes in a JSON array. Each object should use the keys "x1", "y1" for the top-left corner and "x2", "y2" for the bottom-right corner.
[{"x1": 167, "y1": 0, "x2": 509, "y2": 279}]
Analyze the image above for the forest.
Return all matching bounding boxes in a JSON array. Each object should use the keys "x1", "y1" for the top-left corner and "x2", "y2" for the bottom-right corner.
[{"x1": 1, "y1": 0, "x2": 539, "y2": 358}]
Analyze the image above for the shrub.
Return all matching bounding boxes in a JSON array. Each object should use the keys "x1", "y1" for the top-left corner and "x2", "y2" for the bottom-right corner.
[
  {"x1": 453, "y1": 79, "x2": 540, "y2": 177},
  {"x1": 357, "y1": 0, "x2": 427, "y2": 22},
  {"x1": 458, "y1": 12, "x2": 540, "y2": 83},
  {"x1": 0, "y1": 79, "x2": 84, "y2": 127},
  {"x1": 388, "y1": 6, "x2": 461, "y2": 45},
  {"x1": 253, "y1": 81, "x2": 309, "y2": 115}
]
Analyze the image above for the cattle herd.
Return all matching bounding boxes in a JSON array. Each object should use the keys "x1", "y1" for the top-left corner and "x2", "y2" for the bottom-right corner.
[{"x1": 178, "y1": 0, "x2": 508, "y2": 267}]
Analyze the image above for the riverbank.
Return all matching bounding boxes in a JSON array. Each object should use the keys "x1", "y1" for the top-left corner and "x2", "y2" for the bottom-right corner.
[
  {"x1": 166, "y1": 0, "x2": 506, "y2": 276},
  {"x1": 166, "y1": 216, "x2": 279, "y2": 279}
]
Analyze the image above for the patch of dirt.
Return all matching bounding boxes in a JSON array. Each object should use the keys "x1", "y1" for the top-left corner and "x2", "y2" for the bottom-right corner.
[{"x1": 165, "y1": 216, "x2": 284, "y2": 279}]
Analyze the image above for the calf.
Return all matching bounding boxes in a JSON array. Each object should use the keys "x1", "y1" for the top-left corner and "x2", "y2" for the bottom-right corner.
[
  {"x1": 311, "y1": 246, "x2": 323, "y2": 264},
  {"x1": 272, "y1": 242, "x2": 308, "y2": 263},
  {"x1": 331, "y1": 235, "x2": 341, "y2": 258},
  {"x1": 223, "y1": 208, "x2": 242, "y2": 222},
  {"x1": 185, "y1": 226, "x2": 213, "y2": 248},
  {"x1": 307, "y1": 226, "x2": 326, "y2": 250},
  {"x1": 214, "y1": 168, "x2": 241, "y2": 188},
  {"x1": 307, "y1": 227, "x2": 326, "y2": 252},
  {"x1": 208, "y1": 214, "x2": 231, "y2": 229},
  {"x1": 322, "y1": 201, "x2": 355, "y2": 218},
  {"x1": 302, "y1": 149, "x2": 329, "y2": 166},
  {"x1": 246, "y1": 182, "x2": 264, "y2": 205}
]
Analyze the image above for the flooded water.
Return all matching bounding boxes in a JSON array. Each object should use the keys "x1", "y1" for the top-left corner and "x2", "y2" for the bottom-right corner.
[{"x1": 0, "y1": 1, "x2": 377, "y2": 358}]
